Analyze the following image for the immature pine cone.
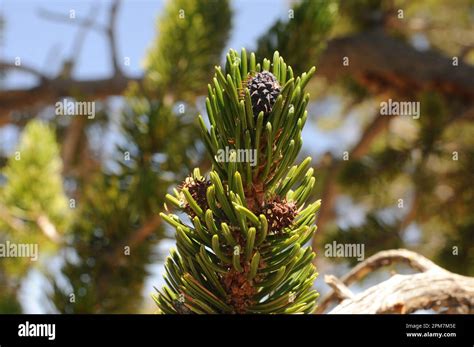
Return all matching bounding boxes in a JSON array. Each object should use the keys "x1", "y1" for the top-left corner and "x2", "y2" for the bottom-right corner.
[
  {"x1": 261, "y1": 197, "x2": 297, "y2": 233},
  {"x1": 179, "y1": 175, "x2": 210, "y2": 217},
  {"x1": 247, "y1": 71, "x2": 281, "y2": 118}
]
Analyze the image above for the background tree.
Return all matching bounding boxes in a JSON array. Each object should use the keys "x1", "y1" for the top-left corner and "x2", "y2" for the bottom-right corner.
[
  {"x1": 0, "y1": 121, "x2": 70, "y2": 311},
  {"x1": 49, "y1": 0, "x2": 232, "y2": 313}
]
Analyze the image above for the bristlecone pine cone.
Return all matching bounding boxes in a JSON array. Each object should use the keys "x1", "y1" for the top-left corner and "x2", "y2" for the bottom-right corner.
[
  {"x1": 247, "y1": 71, "x2": 281, "y2": 118},
  {"x1": 179, "y1": 176, "x2": 210, "y2": 217},
  {"x1": 261, "y1": 197, "x2": 297, "y2": 234}
]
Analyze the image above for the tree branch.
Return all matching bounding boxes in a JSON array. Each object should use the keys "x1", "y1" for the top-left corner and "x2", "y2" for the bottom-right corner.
[
  {"x1": 318, "y1": 29, "x2": 474, "y2": 101},
  {"x1": 36, "y1": 215, "x2": 62, "y2": 244},
  {"x1": 3, "y1": 21, "x2": 474, "y2": 127},
  {"x1": 0, "y1": 0, "x2": 127, "y2": 124},
  {"x1": 129, "y1": 215, "x2": 162, "y2": 249},
  {"x1": 0, "y1": 61, "x2": 48, "y2": 80},
  {"x1": 324, "y1": 274, "x2": 354, "y2": 301},
  {"x1": 316, "y1": 249, "x2": 451, "y2": 313},
  {"x1": 311, "y1": 29, "x2": 474, "y2": 249},
  {"x1": 107, "y1": 0, "x2": 123, "y2": 76},
  {"x1": 37, "y1": 7, "x2": 105, "y2": 32},
  {"x1": 105, "y1": 214, "x2": 162, "y2": 266},
  {"x1": 0, "y1": 75, "x2": 141, "y2": 125},
  {"x1": 329, "y1": 269, "x2": 474, "y2": 314}
]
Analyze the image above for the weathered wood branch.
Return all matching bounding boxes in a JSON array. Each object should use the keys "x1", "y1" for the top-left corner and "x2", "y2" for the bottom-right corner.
[
  {"x1": 324, "y1": 274, "x2": 354, "y2": 301},
  {"x1": 107, "y1": 0, "x2": 123, "y2": 76},
  {"x1": 329, "y1": 271, "x2": 474, "y2": 314},
  {"x1": 317, "y1": 249, "x2": 474, "y2": 314},
  {"x1": 317, "y1": 249, "x2": 440, "y2": 313}
]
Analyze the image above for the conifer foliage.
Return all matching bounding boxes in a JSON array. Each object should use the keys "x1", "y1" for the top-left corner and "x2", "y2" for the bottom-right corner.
[
  {"x1": 155, "y1": 49, "x2": 321, "y2": 314},
  {"x1": 1, "y1": 121, "x2": 71, "y2": 246}
]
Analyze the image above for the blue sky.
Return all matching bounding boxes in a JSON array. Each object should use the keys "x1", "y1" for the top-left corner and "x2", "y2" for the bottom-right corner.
[
  {"x1": 1, "y1": 0, "x2": 288, "y2": 88},
  {"x1": 1, "y1": 0, "x2": 350, "y2": 156}
]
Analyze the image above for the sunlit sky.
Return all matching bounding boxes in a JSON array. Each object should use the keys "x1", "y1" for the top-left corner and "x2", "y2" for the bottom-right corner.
[{"x1": 1, "y1": 0, "x2": 287, "y2": 87}]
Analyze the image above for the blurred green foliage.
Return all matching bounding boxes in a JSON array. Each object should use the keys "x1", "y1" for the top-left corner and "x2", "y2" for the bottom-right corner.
[
  {"x1": 50, "y1": 0, "x2": 232, "y2": 313},
  {"x1": 0, "y1": 121, "x2": 71, "y2": 270},
  {"x1": 50, "y1": 175, "x2": 153, "y2": 313},
  {"x1": 256, "y1": 0, "x2": 337, "y2": 74},
  {"x1": 1, "y1": 121, "x2": 71, "y2": 238},
  {"x1": 145, "y1": 0, "x2": 232, "y2": 101},
  {"x1": 0, "y1": 121, "x2": 71, "y2": 310}
]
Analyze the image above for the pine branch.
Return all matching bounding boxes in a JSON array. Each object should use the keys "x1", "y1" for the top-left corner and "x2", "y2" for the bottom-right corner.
[
  {"x1": 0, "y1": 121, "x2": 71, "y2": 240},
  {"x1": 155, "y1": 49, "x2": 321, "y2": 314}
]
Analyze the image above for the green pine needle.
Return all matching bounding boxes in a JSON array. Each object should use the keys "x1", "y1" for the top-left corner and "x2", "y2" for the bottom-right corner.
[{"x1": 156, "y1": 48, "x2": 320, "y2": 314}]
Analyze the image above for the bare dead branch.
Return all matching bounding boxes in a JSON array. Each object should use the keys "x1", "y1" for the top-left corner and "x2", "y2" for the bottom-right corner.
[
  {"x1": 0, "y1": 75, "x2": 141, "y2": 125},
  {"x1": 316, "y1": 249, "x2": 449, "y2": 313},
  {"x1": 0, "y1": 0, "x2": 128, "y2": 123},
  {"x1": 0, "y1": 61, "x2": 48, "y2": 80},
  {"x1": 2, "y1": 21, "x2": 474, "y2": 127},
  {"x1": 329, "y1": 270, "x2": 474, "y2": 314},
  {"x1": 68, "y1": 4, "x2": 101, "y2": 74},
  {"x1": 107, "y1": 0, "x2": 123, "y2": 76},
  {"x1": 324, "y1": 275, "x2": 354, "y2": 301},
  {"x1": 37, "y1": 7, "x2": 105, "y2": 33},
  {"x1": 38, "y1": 1, "x2": 122, "y2": 76}
]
